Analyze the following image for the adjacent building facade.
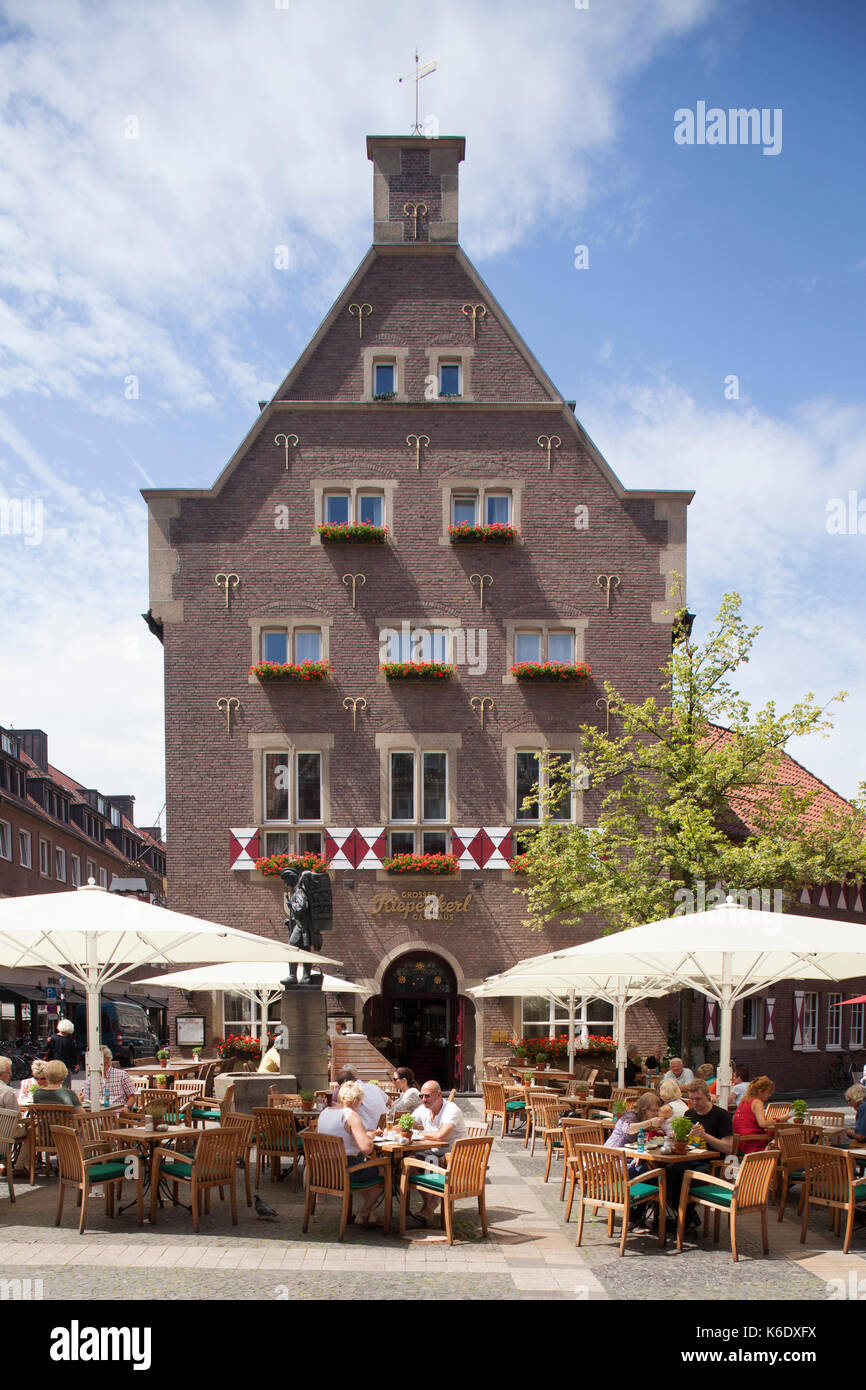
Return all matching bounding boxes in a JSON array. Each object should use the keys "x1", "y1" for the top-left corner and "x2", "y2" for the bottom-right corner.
[{"x1": 142, "y1": 133, "x2": 691, "y2": 1087}]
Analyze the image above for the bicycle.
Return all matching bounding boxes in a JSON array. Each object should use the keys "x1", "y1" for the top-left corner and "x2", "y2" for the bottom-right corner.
[{"x1": 829, "y1": 1050, "x2": 864, "y2": 1092}]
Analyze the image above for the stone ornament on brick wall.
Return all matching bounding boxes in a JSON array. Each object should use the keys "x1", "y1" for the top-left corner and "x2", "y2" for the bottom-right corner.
[
  {"x1": 469, "y1": 695, "x2": 494, "y2": 729},
  {"x1": 596, "y1": 696, "x2": 612, "y2": 735},
  {"x1": 451, "y1": 828, "x2": 513, "y2": 870},
  {"x1": 342, "y1": 695, "x2": 367, "y2": 731},
  {"x1": 537, "y1": 434, "x2": 561, "y2": 471},
  {"x1": 461, "y1": 303, "x2": 487, "y2": 339},
  {"x1": 402, "y1": 201, "x2": 427, "y2": 240},
  {"x1": 274, "y1": 433, "x2": 299, "y2": 471},
  {"x1": 348, "y1": 303, "x2": 372, "y2": 339},
  {"x1": 597, "y1": 574, "x2": 621, "y2": 610},
  {"x1": 324, "y1": 828, "x2": 386, "y2": 869},
  {"x1": 229, "y1": 828, "x2": 260, "y2": 870},
  {"x1": 406, "y1": 433, "x2": 429, "y2": 471},
  {"x1": 469, "y1": 572, "x2": 493, "y2": 609},
  {"x1": 341, "y1": 573, "x2": 366, "y2": 609},
  {"x1": 216, "y1": 696, "x2": 240, "y2": 735}
]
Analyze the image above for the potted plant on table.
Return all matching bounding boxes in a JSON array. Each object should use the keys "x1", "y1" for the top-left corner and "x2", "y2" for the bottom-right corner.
[
  {"x1": 791, "y1": 1098, "x2": 808, "y2": 1124},
  {"x1": 154, "y1": 1074, "x2": 167, "y2": 1089},
  {"x1": 670, "y1": 1115, "x2": 694, "y2": 1154},
  {"x1": 398, "y1": 1113, "x2": 416, "y2": 1144},
  {"x1": 192, "y1": 1046, "x2": 202, "y2": 1062},
  {"x1": 299, "y1": 1089, "x2": 316, "y2": 1113},
  {"x1": 144, "y1": 1103, "x2": 168, "y2": 1133},
  {"x1": 157, "y1": 1048, "x2": 170, "y2": 1064},
  {"x1": 573, "y1": 1080, "x2": 590, "y2": 1101},
  {"x1": 612, "y1": 1101, "x2": 626, "y2": 1119}
]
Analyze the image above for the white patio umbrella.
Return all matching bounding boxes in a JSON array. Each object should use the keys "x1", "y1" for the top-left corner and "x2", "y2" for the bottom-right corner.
[
  {"x1": 140, "y1": 961, "x2": 368, "y2": 1040},
  {"x1": 531, "y1": 898, "x2": 866, "y2": 1105},
  {"x1": 470, "y1": 964, "x2": 674, "y2": 1085},
  {"x1": 0, "y1": 883, "x2": 341, "y2": 1109}
]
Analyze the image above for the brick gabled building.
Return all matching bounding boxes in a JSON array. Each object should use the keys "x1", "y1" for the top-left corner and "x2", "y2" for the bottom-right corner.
[{"x1": 142, "y1": 134, "x2": 691, "y2": 1086}]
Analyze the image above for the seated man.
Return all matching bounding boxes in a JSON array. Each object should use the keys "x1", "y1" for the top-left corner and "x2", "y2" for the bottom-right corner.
[
  {"x1": 411, "y1": 1081, "x2": 468, "y2": 1224},
  {"x1": 336, "y1": 1067, "x2": 387, "y2": 1131},
  {"x1": 843, "y1": 1084, "x2": 866, "y2": 1146},
  {"x1": 661, "y1": 1057, "x2": 695, "y2": 1086},
  {"x1": 674, "y1": 1078, "x2": 735, "y2": 1229},
  {"x1": 79, "y1": 1046, "x2": 137, "y2": 1108},
  {"x1": 0, "y1": 1055, "x2": 30, "y2": 1177}
]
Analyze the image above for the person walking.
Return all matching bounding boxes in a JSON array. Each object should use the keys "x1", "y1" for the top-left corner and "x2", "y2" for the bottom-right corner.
[{"x1": 44, "y1": 1019, "x2": 80, "y2": 1074}]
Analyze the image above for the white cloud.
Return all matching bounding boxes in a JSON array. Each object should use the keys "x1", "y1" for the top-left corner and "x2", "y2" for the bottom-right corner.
[{"x1": 581, "y1": 378, "x2": 866, "y2": 798}]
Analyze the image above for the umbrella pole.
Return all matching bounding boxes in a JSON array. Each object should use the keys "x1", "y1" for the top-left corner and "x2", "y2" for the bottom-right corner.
[
  {"x1": 85, "y1": 935, "x2": 103, "y2": 1111},
  {"x1": 616, "y1": 979, "x2": 627, "y2": 1088},
  {"x1": 717, "y1": 955, "x2": 733, "y2": 1109},
  {"x1": 567, "y1": 990, "x2": 575, "y2": 1071}
]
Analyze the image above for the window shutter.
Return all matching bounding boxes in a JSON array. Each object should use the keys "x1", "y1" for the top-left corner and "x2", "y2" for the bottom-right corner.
[
  {"x1": 764, "y1": 997, "x2": 776, "y2": 1042},
  {"x1": 792, "y1": 990, "x2": 805, "y2": 1049},
  {"x1": 704, "y1": 1000, "x2": 719, "y2": 1040}
]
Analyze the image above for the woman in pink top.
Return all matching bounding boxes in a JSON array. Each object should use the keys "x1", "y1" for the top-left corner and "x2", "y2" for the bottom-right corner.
[{"x1": 732, "y1": 1075, "x2": 775, "y2": 1154}]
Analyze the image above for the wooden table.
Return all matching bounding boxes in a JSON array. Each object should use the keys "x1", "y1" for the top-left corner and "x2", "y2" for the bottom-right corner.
[
  {"x1": 374, "y1": 1135, "x2": 446, "y2": 1226},
  {"x1": 124, "y1": 1063, "x2": 200, "y2": 1083},
  {"x1": 105, "y1": 1124, "x2": 203, "y2": 1218}
]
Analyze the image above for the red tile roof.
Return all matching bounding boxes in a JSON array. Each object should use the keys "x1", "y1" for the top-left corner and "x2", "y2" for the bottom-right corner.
[{"x1": 705, "y1": 724, "x2": 854, "y2": 834}]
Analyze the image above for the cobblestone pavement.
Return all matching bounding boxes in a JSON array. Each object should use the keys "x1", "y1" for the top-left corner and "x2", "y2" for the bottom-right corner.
[{"x1": 1, "y1": 1098, "x2": 863, "y2": 1302}]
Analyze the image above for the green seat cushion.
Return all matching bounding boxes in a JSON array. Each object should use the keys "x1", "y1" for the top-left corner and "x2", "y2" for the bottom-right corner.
[
  {"x1": 160, "y1": 1161, "x2": 193, "y2": 1179},
  {"x1": 550, "y1": 1138, "x2": 562, "y2": 1148},
  {"x1": 408, "y1": 1171, "x2": 447, "y2": 1192},
  {"x1": 690, "y1": 1183, "x2": 733, "y2": 1207},
  {"x1": 348, "y1": 1173, "x2": 382, "y2": 1190},
  {"x1": 630, "y1": 1181, "x2": 660, "y2": 1199},
  {"x1": 190, "y1": 1108, "x2": 220, "y2": 1120},
  {"x1": 786, "y1": 1169, "x2": 804, "y2": 1181},
  {"x1": 87, "y1": 1162, "x2": 128, "y2": 1181},
  {"x1": 506, "y1": 1101, "x2": 525, "y2": 1112}
]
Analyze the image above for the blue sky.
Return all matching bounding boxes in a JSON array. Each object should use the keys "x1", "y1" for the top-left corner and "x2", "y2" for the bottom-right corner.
[{"x1": 0, "y1": 0, "x2": 863, "y2": 827}]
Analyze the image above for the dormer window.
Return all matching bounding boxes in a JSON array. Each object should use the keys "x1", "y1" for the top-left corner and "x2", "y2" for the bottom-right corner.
[
  {"x1": 374, "y1": 361, "x2": 396, "y2": 396},
  {"x1": 111, "y1": 806, "x2": 122, "y2": 828},
  {"x1": 439, "y1": 362, "x2": 461, "y2": 397}
]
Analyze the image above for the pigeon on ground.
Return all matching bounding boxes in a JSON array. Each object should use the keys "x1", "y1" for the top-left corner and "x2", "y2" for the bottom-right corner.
[{"x1": 254, "y1": 1195, "x2": 279, "y2": 1220}]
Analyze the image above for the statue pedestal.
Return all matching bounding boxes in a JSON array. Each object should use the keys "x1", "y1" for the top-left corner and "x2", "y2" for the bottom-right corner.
[{"x1": 278, "y1": 987, "x2": 329, "y2": 1091}]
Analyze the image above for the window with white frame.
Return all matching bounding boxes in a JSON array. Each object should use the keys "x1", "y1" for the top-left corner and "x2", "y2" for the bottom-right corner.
[
  {"x1": 110, "y1": 806, "x2": 122, "y2": 828},
  {"x1": 381, "y1": 624, "x2": 449, "y2": 664},
  {"x1": 520, "y1": 995, "x2": 614, "y2": 1042},
  {"x1": 515, "y1": 751, "x2": 574, "y2": 823},
  {"x1": 850, "y1": 1003, "x2": 865, "y2": 1049},
  {"x1": 826, "y1": 993, "x2": 842, "y2": 1048},
  {"x1": 373, "y1": 361, "x2": 396, "y2": 396},
  {"x1": 55, "y1": 847, "x2": 66, "y2": 882},
  {"x1": 71, "y1": 854, "x2": 81, "y2": 886},
  {"x1": 741, "y1": 996, "x2": 760, "y2": 1040},
  {"x1": 261, "y1": 627, "x2": 323, "y2": 665},
  {"x1": 514, "y1": 629, "x2": 575, "y2": 664},
  {"x1": 98, "y1": 867, "x2": 108, "y2": 888},
  {"x1": 450, "y1": 489, "x2": 512, "y2": 527},
  {"x1": 802, "y1": 992, "x2": 819, "y2": 1048},
  {"x1": 388, "y1": 751, "x2": 449, "y2": 855},
  {"x1": 263, "y1": 752, "x2": 322, "y2": 824},
  {"x1": 86, "y1": 858, "x2": 95, "y2": 881},
  {"x1": 324, "y1": 489, "x2": 384, "y2": 528},
  {"x1": 222, "y1": 990, "x2": 281, "y2": 1042},
  {"x1": 19, "y1": 830, "x2": 32, "y2": 869},
  {"x1": 0, "y1": 820, "x2": 10, "y2": 861},
  {"x1": 39, "y1": 837, "x2": 50, "y2": 876},
  {"x1": 438, "y1": 361, "x2": 461, "y2": 397}
]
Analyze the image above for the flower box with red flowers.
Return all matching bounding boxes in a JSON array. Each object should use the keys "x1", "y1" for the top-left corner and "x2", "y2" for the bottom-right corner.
[
  {"x1": 250, "y1": 659, "x2": 331, "y2": 682},
  {"x1": 447, "y1": 522, "x2": 518, "y2": 544},
  {"x1": 255, "y1": 851, "x2": 331, "y2": 877},
  {"x1": 379, "y1": 661, "x2": 455, "y2": 681},
  {"x1": 510, "y1": 661, "x2": 592, "y2": 681},
  {"x1": 382, "y1": 852, "x2": 459, "y2": 875},
  {"x1": 509, "y1": 854, "x2": 530, "y2": 875},
  {"x1": 315, "y1": 522, "x2": 388, "y2": 544},
  {"x1": 213, "y1": 1034, "x2": 264, "y2": 1060}
]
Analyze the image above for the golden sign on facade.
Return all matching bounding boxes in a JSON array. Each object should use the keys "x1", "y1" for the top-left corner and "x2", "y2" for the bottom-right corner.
[{"x1": 370, "y1": 889, "x2": 473, "y2": 923}]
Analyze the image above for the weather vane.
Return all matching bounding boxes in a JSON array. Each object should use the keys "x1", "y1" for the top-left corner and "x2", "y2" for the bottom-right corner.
[{"x1": 398, "y1": 48, "x2": 439, "y2": 135}]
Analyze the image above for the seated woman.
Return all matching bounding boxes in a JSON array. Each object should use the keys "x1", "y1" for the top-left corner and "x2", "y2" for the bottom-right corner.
[
  {"x1": 316, "y1": 1079, "x2": 385, "y2": 1226},
  {"x1": 390, "y1": 1067, "x2": 422, "y2": 1115},
  {"x1": 605, "y1": 1090, "x2": 665, "y2": 1150},
  {"x1": 843, "y1": 1084, "x2": 866, "y2": 1147},
  {"x1": 17, "y1": 1058, "x2": 48, "y2": 1106},
  {"x1": 732, "y1": 1075, "x2": 775, "y2": 1154},
  {"x1": 657, "y1": 1078, "x2": 688, "y2": 1135},
  {"x1": 30, "y1": 1059, "x2": 81, "y2": 1109}
]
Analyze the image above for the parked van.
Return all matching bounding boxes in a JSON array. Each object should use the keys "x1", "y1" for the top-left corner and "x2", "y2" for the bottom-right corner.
[{"x1": 72, "y1": 1000, "x2": 160, "y2": 1067}]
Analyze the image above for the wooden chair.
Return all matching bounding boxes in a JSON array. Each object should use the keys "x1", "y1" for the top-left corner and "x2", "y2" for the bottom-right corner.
[
  {"x1": 806, "y1": 1110, "x2": 845, "y2": 1135},
  {"x1": 150, "y1": 1128, "x2": 240, "y2": 1231},
  {"x1": 0, "y1": 1110, "x2": 20, "y2": 1203},
  {"x1": 52, "y1": 1125, "x2": 143, "y2": 1235},
  {"x1": 572, "y1": 1065, "x2": 599, "y2": 1088},
  {"x1": 74, "y1": 1109, "x2": 126, "y2": 1155},
  {"x1": 481, "y1": 1080, "x2": 524, "y2": 1138},
  {"x1": 132, "y1": 1087, "x2": 183, "y2": 1118},
  {"x1": 253, "y1": 1106, "x2": 304, "y2": 1190},
  {"x1": 301, "y1": 1131, "x2": 391, "y2": 1241},
  {"x1": 676, "y1": 1149, "x2": 778, "y2": 1261},
  {"x1": 399, "y1": 1135, "x2": 494, "y2": 1245},
  {"x1": 26, "y1": 1104, "x2": 79, "y2": 1183},
  {"x1": 187, "y1": 1084, "x2": 235, "y2": 1128},
  {"x1": 571, "y1": 1143, "x2": 666, "y2": 1254},
  {"x1": 765, "y1": 1102, "x2": 792, "y2": 1121},
  {"x1": 775, "y1": 1125, "x2": 810, "y2": 1221},
  {"x1": 527, "y1": 1091, "x2": 567, "y2": 1156},
  {"x1": 799, "y1": 1145, "x2": 866, "y2": 1253},
  {"x1": 222, "y1": 1112, "x2": 255, "y2": 1207},
  {"x1": 536, "y1": 1099, "x2": 574, "y2": 1177},
  {"x1": 268, "y1": 1088, "x2": 302, "y2": 1109},
  {"x1": 197, "y1": 1061, "x2": 218, "y2": 1096},
  {"x1": 560, "y1": 1120, "x2": 607, "y2": 1214},
  {"x1": 174, "y1": 1080, "x2": 206, "y2": 1106},
  {"x1": 609, "y1": 1088, "x2": 640, "y2": 1108},
  {"x1": 467, "y1": 1119, "x2": 492, "y2": 1139}
]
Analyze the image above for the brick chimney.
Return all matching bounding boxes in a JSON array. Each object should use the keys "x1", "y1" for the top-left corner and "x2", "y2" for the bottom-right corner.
[
  {"x1": 107, "y1": 795, "x2": 136, "y2": 823},
  {"x1": 366, "y1": 136, "x2": 465, "y2": 245},
  {"x1": 16, "y1": 729, "x2": 49, "y2": 770}
]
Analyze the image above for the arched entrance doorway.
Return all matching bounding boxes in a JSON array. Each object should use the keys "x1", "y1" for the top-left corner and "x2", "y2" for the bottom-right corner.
[{"x1": 377, "y1": 953, "x2": 456, "y2": 1088}]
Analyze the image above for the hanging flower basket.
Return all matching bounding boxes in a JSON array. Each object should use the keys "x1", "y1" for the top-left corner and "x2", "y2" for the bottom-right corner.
[
  {"x1": 382, "y1": 852, "x2": 459, "y2": 875},
  {"x1": 315, "y1": 522, "x2": 388, "y2": 544},
  {"x1": 448, "y1": 522, "x2": 518, "y2": 544},
  {"x1": 509, "y1": 854, "x2": 530, "y2": 875},
  {"x1": 250, "y1": 659, "x2": 331, "y2": 682},
  {"x1": 511, "y1": 661, "x2": 592, "y2": 681},
  {"x1": 255, "y1": 851, "x2": 331, "y2": 876},
  {"x1": 380, "y1": 661, "x2": 455, "y2": 681}
]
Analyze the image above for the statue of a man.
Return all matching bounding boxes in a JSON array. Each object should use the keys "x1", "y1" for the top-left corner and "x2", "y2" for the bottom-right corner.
[{"x1": 281, "y1": 865, "x2": 333, "y2": 986}]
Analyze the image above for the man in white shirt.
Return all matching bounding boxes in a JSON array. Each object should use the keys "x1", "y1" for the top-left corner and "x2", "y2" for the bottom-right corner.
[
  {"x1": 0, "y1": 1057, "x2": 19, "y2": 1113},
  {"x1": 336, "y1": 1068, "x2": 387, "y2": 1131},
  {"x1": 411, "y1": 1081, "x2": 468, "y2": 1223},
  {"x1": 662, "y1": 1057, "x2": 695, "y2": 1086}
]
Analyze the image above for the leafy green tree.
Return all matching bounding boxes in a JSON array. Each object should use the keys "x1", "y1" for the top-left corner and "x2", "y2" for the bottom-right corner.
[{"x1": 515, "y1": 592, "x2": 866, "y2": 938}]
